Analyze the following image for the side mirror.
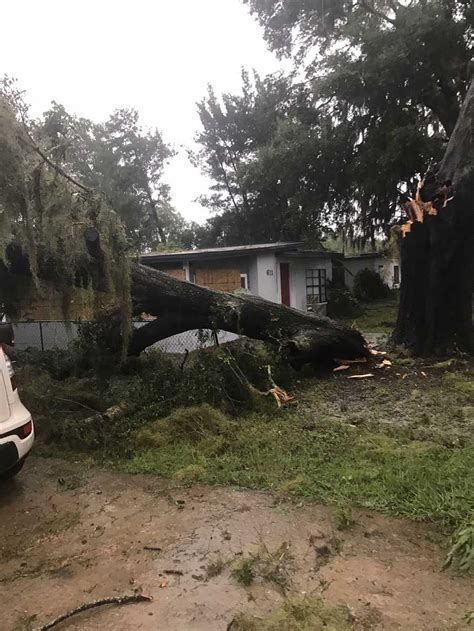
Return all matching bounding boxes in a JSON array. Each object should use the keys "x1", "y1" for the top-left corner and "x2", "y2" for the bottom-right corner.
[{"x1": 0, "y1": 323, "x2": 14, "y2": 346}]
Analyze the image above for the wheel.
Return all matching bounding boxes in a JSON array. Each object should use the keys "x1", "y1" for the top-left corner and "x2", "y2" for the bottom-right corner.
[{"x1": 0, "y1": 457, "x2": 26, "y2": 481}]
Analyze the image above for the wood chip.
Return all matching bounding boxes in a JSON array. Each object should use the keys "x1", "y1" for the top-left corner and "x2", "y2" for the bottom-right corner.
[
  {"x1": 401, "y1": 373, "x2": 408, "y2": 380},
  {"x1": 333, "y1": 365, "x2": 350, "y2": 372},
  {"x1": 376, "y1": 359, "x2": 392, "y2": 369},
  {"x1": 421, "y1": 371, "x2": 427, "y2": 377},
  {"x1": 347, "y1": 373, "x2": 374, "y2": 379}
]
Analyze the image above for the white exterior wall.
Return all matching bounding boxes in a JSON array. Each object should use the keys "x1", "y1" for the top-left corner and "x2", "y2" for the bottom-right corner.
[
  {"x1": 344, "y1": 256, "x2": 400, "y2": 290},
  {"x1": 255, "y1": 253, "x2": 280, "y2": 302},
  {"x1": 279, "y1": 257, "x2": 333, "y2": 312},
  {"x1": 253, "y1": 254, "x2": 333, "y2": 312}
]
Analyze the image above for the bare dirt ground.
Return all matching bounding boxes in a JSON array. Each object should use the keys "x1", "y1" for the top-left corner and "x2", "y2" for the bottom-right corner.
[{"x1": 1, "y1": 457, "x2": 471, "y2": 631}]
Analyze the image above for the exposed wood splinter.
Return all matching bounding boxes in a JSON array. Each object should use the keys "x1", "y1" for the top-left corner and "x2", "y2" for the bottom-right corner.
[{"x1": 333, "y1": 364, "x2": 350, "y2": 372}]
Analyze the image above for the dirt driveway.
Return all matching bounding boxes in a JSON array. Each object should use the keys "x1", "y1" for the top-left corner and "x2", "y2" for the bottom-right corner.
[{"x1": 0, "y1": 457, "x2": 471, "y2": 630}]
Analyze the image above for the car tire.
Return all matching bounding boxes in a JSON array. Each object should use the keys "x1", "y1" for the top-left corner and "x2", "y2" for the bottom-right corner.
[{"x1": 0, "y1": 457, "x2": 26, "y2": 481}]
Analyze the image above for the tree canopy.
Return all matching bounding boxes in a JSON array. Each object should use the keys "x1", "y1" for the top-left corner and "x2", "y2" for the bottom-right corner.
[
  {"x1": 194, "y1": 0, "x2": 472, "y2": 245},
  {"x1": 36, "y1": 102, "x2": 189, "y2": 252}
]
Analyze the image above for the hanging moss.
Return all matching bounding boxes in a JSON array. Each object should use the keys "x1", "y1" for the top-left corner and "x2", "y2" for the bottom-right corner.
[{"x1": 0, "y1": 95, "x2": 132, "y2": 352}]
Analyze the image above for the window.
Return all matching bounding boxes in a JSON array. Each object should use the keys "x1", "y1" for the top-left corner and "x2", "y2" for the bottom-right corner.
[
  {"x1": 305, "y1": 269, "x2": 327, "y2": 305},
  {"x1": 240, "y1": 273, "x2": 249, "y2": 289},
  {"x1": 393, "y1": 265, "x2": 400, "y2": 285}
]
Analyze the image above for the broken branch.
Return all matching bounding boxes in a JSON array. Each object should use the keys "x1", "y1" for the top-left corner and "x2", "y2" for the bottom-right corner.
[{"x1": 36, "y1": 594, "x2": 152, "y2": 630}]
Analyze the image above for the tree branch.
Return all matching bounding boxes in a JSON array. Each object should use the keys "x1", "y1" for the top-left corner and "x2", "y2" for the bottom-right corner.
[{"x1": 358, "y1": 0, "x2": 396, "y2": 25}]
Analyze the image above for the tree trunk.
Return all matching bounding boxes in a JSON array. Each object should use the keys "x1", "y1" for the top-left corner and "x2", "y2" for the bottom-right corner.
[
  {"x1": 129, "y1": 262, "x2": 367, "y2": 366},
  {"x1": 393, "y1": 80, "x2": 473, "y2": 356}
]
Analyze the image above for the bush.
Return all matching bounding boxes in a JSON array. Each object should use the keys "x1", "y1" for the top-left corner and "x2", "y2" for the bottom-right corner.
[
  {"x1": 327, "y1": 287, "x2": 362, "y2": 319},
  {"x1": 353, "y1": 268, "x2": 390, "y2": 302},
  {"x1": 136, "y1": 404, "x2": 231, "y2": 448}
]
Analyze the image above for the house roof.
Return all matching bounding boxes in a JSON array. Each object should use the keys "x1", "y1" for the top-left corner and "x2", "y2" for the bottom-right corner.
[
  {"x1": 140, "y1": 242, "x2": 304, "y2": 264},
  {"x1": 344, "y1": 252, "x2": 383, "y2": 259},
  {"x1": 279, "y1": 249, "x2": 341, "y2": 260}
]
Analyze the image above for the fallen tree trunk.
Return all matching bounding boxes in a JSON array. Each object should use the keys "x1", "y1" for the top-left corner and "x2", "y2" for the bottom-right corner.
[
  {"x1": 129, "y1": 262, "x2": 368, "y2": 366},
  {"x1": 393, "y1": 79, "x2": 473, "y2": 356}
]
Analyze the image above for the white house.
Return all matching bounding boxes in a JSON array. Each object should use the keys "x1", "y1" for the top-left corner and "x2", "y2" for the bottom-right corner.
[
  {"x1": 140, "y1": 242, "x2": 338, "y2": 314},
  {"x1": 343, "y1": 253, "x2": 401, "y2": 291}
]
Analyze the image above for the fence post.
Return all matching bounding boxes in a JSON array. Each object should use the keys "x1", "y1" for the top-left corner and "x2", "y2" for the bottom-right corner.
[{"x1": 39, "y1": 321, "x2": 45, "y2": 352}]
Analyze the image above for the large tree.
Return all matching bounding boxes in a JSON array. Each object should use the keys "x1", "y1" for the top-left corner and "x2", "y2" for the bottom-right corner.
[
  {"x1": 235, "y1": 1, "x2": 471, "y2": 237},
  {"x1": 0, "y1": 87, "x2": 368, "y2": 365},
  {"x1": 35, "y1": 101, "x2": 193, "y2": 252},
  {"x1": 234, "y1": 0, "x2": 473, "y2": 354},
  {"x1": 193, "y1": 71, "x2": 356, "y2": 245}
]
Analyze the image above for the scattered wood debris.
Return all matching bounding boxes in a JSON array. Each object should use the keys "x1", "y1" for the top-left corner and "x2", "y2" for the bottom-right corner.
[
  {"x1": 369, "y1": 348, "x2": 387, "y2": 356},
  {"x1": 375, "y1": 359, "x2": 392, "y2": 369},
  {"x1": 333, "y1": 365, "x2": 350, "y2": 372},
  {"x1": 347, "y1": 373, "x2": 375, "y2": 379},
  {"x1": 143, "y1": 546, "x2": 162, "y2": 552},
  {"x1": 268, "y1": 386, "x2": 294, "y2": 407}
]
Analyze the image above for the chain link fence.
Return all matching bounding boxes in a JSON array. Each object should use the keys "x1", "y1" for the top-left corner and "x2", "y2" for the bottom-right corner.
[{"x1": 12, "y1": 321, "x2": 239, "y2": 354}]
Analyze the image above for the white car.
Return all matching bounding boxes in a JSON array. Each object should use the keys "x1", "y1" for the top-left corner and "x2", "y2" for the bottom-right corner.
[{"x1": 0, "y1": 323, "x2": 34, "y2": 480}]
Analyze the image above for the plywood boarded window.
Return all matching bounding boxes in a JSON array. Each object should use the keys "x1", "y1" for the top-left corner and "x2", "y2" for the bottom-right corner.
[
  {"x1": 163, "y1": 268, "x2": 186, "y2": 280},
  {"x1": 194, "y1": 267, "x2": 240, "y2": 292}
]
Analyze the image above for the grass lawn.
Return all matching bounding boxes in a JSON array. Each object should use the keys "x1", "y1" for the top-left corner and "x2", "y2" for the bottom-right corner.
[
  {"x1": 341, "y1": 298, "x2": 399, "y2": 334},
  {"x1": 119, "y1": 361, "x2": 474, "y2": 532}
]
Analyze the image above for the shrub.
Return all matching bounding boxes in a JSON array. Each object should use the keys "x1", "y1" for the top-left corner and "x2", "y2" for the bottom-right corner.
[
  {"x1": 327, "y1": 287, "x2": 362, "y2": 318},
  {"x1": 353, "y1": 268, "x2": 390, "y2": 301},
  {"x1": 135, "y1": 404, "x2": 231, "y2": 448}
]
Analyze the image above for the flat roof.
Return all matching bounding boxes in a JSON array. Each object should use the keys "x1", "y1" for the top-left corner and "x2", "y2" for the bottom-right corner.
[
  {"x1": 279, "y1": 249, "x2": 341, "y2": 260},
  {"x1": 140, "y1": 242, "x2": 304, "y2": 264},
  {"x1": 344, "y1": 252, "x2": 382, "y2": 259}
]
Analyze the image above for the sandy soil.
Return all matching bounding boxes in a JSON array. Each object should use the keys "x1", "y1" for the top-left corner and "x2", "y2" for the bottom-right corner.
[{"x1": 0, "y1": 457, "x2": 471, "y2": 630}]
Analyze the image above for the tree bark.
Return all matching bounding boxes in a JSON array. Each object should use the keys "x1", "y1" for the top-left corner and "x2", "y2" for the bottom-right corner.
[
  {"x1": 393, "y1": 79, "x2": 473, "y2": 356},
  {"x1": 129, "y1": 262, "x2": 368, "y2": 366}
]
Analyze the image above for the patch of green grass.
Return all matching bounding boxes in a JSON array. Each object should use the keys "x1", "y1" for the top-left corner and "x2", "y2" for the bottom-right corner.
[
  {"x1": 123, "y1": 408, "x2": 474, "y2": 529},
  {"x1": 444, "y1": 518, "x2": 474, "y2": 574},
  {"x1": 230, "y1": 596, "x2": 355, "y2": 630},
  {"x1": 341, "y1": 299, "x2": 398, "y2": 333},
  {"x1": 232, "y1": 558, "x2": 255, "y2": 586},
  {"x1": 231, "y1": 542, "x2": 293, "y2": 591},
  {"x1": 334, "y1": 505, "x2": 355, "y2": 531}
]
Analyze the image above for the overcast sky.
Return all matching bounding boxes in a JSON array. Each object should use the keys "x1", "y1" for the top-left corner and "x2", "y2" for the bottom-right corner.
[{"x1": 1, "y1": 0, "x2": 285, "y2": 222}]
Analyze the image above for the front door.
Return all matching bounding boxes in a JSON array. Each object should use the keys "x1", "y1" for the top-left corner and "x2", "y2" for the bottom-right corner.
[{"x1": 280, "y1": 263, "x2": 290, "y2": 306}]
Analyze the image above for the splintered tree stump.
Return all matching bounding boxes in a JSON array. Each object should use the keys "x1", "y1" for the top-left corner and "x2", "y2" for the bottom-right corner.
[
  {"x1": 393, "y1": 79, "x2": 473, "y2": 356},
  {"x1": 128, "y1": 262, "x2": 368, "y2": 366}
]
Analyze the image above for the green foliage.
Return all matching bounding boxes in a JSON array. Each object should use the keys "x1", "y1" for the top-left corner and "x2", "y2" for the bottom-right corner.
[
  {"x1": 231, "y1": 596, "x2": 354, "y2": 630},
  {"x1": 0, "y1": 83, "x2": 131, "y2": 332},
  {"x1": 197, "y1": 0, "x2": 472, "y2": 243},
  {"x1": 37, "y1": 103, "x2": 192, "y2": 251},
  {"x1": 353, "y1": 269, "x2": 390, "y2": 302},
  {"x1": 341, "y1": 299, "x2": 399, "y2": 333},
  {"x1": 334, "y1": 505, "x2": 355, "y2": 531},
  {"x1": 327, "y1": 286, "x2": 362, "y2": 319},
  {"x1": 122, "y1": 362, "x2": 474, "y2": 530},
  {"x1": 232, "y1": 542, "x2": 293, "y2": 591},
  {"x1": 18, "y1": 340, "x2": 295, "y2": 453},
  {"x1": 136, "y1": 404, "x2": 231, "y2": 448},
  {"x1": 193, "y1": 72, "x2": 344, "y2": 244},
  {"x1": 232, "y1": 558, "x2": 256, "y2": 587},
  {"x1": 444, "y1": 518, "x2": 474, "y2": 574}
]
